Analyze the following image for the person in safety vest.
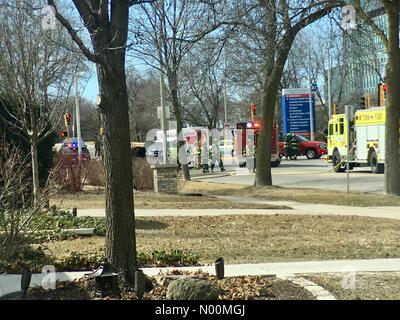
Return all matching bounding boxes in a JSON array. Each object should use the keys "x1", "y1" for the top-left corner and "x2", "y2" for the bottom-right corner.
[
  {"x1": 284, "y1": 133, "x2": 299, "y2": 160},
  {"x1": 246, "y1": 144, "x2": 256, "y2": 173},
  {"x1": 209, "y1": 143, "x2": 226, "y2": 173}
]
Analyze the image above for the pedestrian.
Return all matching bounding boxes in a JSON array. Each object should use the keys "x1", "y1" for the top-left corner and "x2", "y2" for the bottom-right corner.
[
  {"x1": 209, "y1": 142, "x2": 226, "y2": 173},
  {"x1": 284, "y1": 133, "x2": 298, "y2": 160},
  {"x1": 95, "y1": 136, "x2": 102, "y2": 158}
]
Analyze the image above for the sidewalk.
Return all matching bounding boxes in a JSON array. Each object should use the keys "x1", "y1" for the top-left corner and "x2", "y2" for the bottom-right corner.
[
  {"x1": 76, "y1": 200, "x2": 400, "y2": 220},
  {"x1": 2, "y1": 258, "x2": 400, "y2": 298}
]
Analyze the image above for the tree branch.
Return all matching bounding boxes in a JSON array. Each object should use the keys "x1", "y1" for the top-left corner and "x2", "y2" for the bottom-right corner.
[{"x1": 47, "y1": 0, "x2": 105, "y2": 65}]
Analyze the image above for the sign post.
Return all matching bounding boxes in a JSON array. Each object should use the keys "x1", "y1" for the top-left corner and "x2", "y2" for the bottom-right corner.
[{"x1": 345, "y1": 105, "x2": 351, "y2": 193}]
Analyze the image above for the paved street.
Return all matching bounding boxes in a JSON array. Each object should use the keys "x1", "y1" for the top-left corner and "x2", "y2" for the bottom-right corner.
[{"x1": 194, "y1": 157, "x2": 385, "y2": 194}]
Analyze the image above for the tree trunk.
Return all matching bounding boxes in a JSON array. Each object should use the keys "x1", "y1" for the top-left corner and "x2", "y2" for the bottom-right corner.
[
  {"x1": 256, "y1": 39, "x2": 295, "y2": 187},
  {"x1": 170, "y1": 75, "x2": 190, "y2": 181},
  {"x1": 384, "y1": 7, "x2": 400, "y2": 195},
  {"x1": 97, "y1": 53, "x2": 137, "y2": 280},
  {"x1": 30, "y1": 140, "x2": 40, "y2": 207}
]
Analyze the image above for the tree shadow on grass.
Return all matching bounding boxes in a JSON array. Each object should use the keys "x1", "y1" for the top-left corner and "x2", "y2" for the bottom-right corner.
[{"x1": 135, "y1": 219, "x2": 168, "y2": 230}]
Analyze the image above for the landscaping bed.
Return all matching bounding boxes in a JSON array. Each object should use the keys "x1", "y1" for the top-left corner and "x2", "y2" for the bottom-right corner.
[{"x1": 3, "y1": 271, "x2": 315, "y2": 300}]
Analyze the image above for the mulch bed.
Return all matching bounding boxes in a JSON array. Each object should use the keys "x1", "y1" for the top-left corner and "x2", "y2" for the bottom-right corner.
[{"x1": 3, "y1": 270, "x2": 314, "y2": 300}]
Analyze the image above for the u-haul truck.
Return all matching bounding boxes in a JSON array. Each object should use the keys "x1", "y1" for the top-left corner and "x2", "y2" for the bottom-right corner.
[{"x1": 327, "y1": 107, "x2": 385, "y2": 174}]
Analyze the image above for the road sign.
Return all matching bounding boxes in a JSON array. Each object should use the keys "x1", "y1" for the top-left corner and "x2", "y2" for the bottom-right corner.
[
  {"x1": 157, "y1": 106, "x2": 171, "y2": 120},
  {"x1": 282, "y1": 88, "x2": 316, "y2": 136}
]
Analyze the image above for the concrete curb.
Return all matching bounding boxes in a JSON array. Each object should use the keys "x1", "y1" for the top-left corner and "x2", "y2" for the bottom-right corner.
[{"x1": 278, "y1": 275, "x2": 336, "y2": 300}]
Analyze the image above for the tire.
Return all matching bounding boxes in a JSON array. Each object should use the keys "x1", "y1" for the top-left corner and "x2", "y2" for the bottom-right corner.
[
  {"x1": 370, "y1": 152, "x2": 384, "y2": 174},
  {"x1": 332, "y1": 150, "x2": 344, "y2": 173},
  {"x1": 271, "y1": 159, "x2": 281, "y2": 168},
  {"x1": 306, "y1": 149, "x2": 317, "y2": 159}
]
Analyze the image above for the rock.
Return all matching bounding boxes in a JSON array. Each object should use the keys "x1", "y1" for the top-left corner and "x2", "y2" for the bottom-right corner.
[{"x1": 166, "y1": 278, "x2": 219, "y2": 300}]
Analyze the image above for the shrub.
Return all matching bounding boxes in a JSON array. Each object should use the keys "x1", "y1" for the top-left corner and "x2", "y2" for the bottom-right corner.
[
  {"x1": 0, "y1": 143, "x2": 55, "y2": 259},
  {"x1": 132, "y1": 158, "x2": 154, "y2": 191},
  {"x1": 0, "y1": 249, "x2": 200, "y2": 274}
]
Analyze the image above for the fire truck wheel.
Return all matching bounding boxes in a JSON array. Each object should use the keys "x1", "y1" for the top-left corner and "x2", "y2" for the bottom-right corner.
[
  {"x1": 333, "y1": 150, "x2": 345, "y2": 173},
  {"x1": 306, "y1": 148, "x2": 317, "y2": 159}
]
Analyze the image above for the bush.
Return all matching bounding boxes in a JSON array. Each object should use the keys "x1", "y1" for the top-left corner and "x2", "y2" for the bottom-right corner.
[
  {"x1": 132, "y1": 158, "x2": 154, "y2": 191},
  {"x1": 53, "y1": 155, "x2": 106, "y2": 193},
  {"x1": 0, "y1": 246, "x2": 53, "y2": 273},
  {"x1": 0, "y1": 248, "x2": 200, "y2": 274},
  {"x1": 137, "y1": 249, "x2": 200, "y2": 267}
]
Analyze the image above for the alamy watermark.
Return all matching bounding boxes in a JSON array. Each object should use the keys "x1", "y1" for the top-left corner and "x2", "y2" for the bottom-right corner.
[
  {"x1": 342, "y1": 5, "x2": 357, "y2": 33},
  {"x1": 340, "y1": 265, "x2": 357, "y2": 290},
  {"x1": 42, "y1": 5, "x2": 57, "y2": 30}
]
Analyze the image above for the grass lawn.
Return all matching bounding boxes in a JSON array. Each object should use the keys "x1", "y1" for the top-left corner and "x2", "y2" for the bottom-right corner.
[
  {"x1": 181, "y1": 181, "x2": 400, "y2": 207},
  {"x1": 303, "y1": 272, "x2": 400, "y2": 300},
  {"x1": 50, "y1": 190, "x2": 290, "y2": 210},
  {"x1": 44, "y1": 214, "x2": 400, "y2": 265}
]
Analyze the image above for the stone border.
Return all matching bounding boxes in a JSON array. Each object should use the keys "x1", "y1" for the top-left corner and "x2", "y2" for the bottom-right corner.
[{"x1": 278, "y1": 275, "x2": 337, "y2": 300}]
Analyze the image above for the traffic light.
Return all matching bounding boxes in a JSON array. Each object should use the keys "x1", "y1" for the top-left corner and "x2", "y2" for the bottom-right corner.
[
  {"x1": 360, "y1": 96, "x2": 366, "y2": 109},
  {"x1": 64, "y1": 113, "x2": 72, "y2": 126},
  {"x1": 60, "y1": 130, "x2": 68, "y2": 138},
  {"x1": 250, "y1": 104, "x2": 257, "y2": 120},
  {"x1": 378, "y1": 83, "x2": 387, "y2": 107}
]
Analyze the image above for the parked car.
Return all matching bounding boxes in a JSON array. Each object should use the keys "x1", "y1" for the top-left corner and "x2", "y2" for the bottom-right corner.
[
  {"x1": 279, "y1": 134, "x2": 327, "y2": 159},
  {"x1": 58, "y1": 139, "x2": 91, "y2": 161}
]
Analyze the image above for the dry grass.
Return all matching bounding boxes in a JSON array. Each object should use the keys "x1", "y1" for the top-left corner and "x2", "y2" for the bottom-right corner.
[
  {"x1": 44, "y1": 214, "x2": 400, "y2": 265},
  {"x1": 181, "y1": 181, "x2": 400, "y2": 207},
  {"x1": 50, "y1": 191, "x2": 289, "y2": 210},
  {"x1": 304, "y1": 272, "x2": 400, "y2": 300}
]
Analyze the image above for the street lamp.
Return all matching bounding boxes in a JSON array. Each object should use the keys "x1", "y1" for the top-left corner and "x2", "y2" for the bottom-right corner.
[{"x1": 74, "y1": 72, "x2": 85, "y2": 158}]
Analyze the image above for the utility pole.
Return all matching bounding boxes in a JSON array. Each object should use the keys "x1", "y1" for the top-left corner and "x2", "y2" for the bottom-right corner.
[
  {"x1": 74, "y1": 75, "x2": 82, "y2": 158},
  {"x1": 160, "y1": 68, "x2": 168, "y2": 165},
  {"x1": 223, "y1": 47, "x2": 228, "y2": 149},
  {"x1": 327, "y1": 15, "x2": 332, "y2": 119},
  {"x1": 308, "y1": 48, "x2": 315, "y2": 141}
]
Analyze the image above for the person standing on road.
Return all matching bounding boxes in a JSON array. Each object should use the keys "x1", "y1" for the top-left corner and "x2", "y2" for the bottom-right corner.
[
  {"x1": 209, "y1": 143, "x2": 226, "y2": 173},
  {"x1": 284, "y1": 133, "x2": 298, "y2": 160}
]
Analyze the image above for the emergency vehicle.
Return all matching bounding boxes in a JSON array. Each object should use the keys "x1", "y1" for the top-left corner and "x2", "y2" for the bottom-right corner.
[
  {"x1": 235, "y1": 121, "x2": 281, "y2": 168},
  {"x1": 327, "y1": 107, "x2": 385, "y2": 174}
]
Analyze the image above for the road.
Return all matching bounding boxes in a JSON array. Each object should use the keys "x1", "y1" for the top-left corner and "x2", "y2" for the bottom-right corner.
[{"x1": 193, "y1": 157, "x2": 385, "y2": 194}]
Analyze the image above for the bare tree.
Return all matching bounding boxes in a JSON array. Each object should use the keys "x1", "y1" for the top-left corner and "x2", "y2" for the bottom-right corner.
[
  {"x1": 47, "y1": 0, "x2": 159, "y2": 281},
  {"x1": 354, "y1": 0, "x2": 400, "y2": 195},
  {"x1": 130, "y1": 0, "x2": 230, "y2": 180},
  {"x1": 180, "y1": 40, "x2": 225, "y2": 130},
  {"x1": 229, "y1": 0, "x2": 344, "y2": 187},
  {"x1": 126, "y1": 68, "x2": 160, "y2": 142},
  {"x1": 0, "y1": 141, "x2": 55, "y2": 258},
  {"x1": 0, "y1": 0, "x2": 77, "y2": 206}
]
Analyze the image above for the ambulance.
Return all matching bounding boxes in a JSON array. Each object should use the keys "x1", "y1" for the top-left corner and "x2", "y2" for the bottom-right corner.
[{"x1": 327, "y1": 107, "x2": 385, "y2": 174}]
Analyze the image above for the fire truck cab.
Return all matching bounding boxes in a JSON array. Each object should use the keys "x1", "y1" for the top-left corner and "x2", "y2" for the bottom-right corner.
[{"x1": 327, "y1": 107, "x2": 386, "y2": 174}]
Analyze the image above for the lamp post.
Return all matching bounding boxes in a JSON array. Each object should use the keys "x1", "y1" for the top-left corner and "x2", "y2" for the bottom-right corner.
[
  {"x1": 74, "y1": 73, "x2": 84, "y2": 158},
  {"x1": 159, "y1": 68, "x2": 168, "y2": 165}
]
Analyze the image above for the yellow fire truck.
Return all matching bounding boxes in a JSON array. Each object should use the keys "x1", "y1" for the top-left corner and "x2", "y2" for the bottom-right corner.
[{"x1": 327, "y1": 107, "x2": 385, "y2": 174}]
